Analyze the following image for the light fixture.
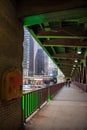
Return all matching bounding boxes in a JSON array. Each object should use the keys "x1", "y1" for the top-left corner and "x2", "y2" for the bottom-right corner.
[
  {"x1": 77, "y1": 48, "x2": 81, "y2": 54},
  {"x1": 75, "y1": 59, "x2": 78, "y2": 63},
  {"x1": 72, "y1": 67, "x2": 75, "y2": 70},
  {"x1": 73, "y1": 65, "x2": 76, "y2": 67}
]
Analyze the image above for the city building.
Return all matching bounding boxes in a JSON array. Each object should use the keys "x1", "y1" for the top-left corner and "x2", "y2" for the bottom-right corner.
[
  {"x1": 28, "y1": 34, "x2": 34, "y2": 76},
  {"x1": 23, "y1": 27, "x2": 62, "y2": 81},
  {"x1": 23, "y1": 27, "x2": 34, "y2": 77},
  {"x1": 33, "y1": 39, "x2": 39, "y2": 75},
  {"x1": 44, "y1": 52, "x2": 48, "y2": 75},
  {"x1": 35, "y1": 49, "x2": 44, "y2": 75},
  {"x1": 48, "y1": 57, "x2": 58, "y2": 77},
  {"x1": 23, "y1": 27, "x2": 30, "y2": 77}
]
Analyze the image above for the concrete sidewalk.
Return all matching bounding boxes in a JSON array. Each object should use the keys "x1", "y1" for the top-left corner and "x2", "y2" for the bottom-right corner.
[{"x1": 25, "y1": 84, "x2": 87, "y2": 130}]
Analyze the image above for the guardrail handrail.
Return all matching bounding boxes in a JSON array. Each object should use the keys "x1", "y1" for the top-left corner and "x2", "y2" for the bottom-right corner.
[{"x1": 22, "y1": 82, "x2": 64, "y2": 123}]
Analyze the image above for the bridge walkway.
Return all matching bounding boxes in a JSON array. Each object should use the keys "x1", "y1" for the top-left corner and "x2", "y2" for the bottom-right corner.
[{"x1": 25, "y1": 84, "x2": 87, "y2": 130}]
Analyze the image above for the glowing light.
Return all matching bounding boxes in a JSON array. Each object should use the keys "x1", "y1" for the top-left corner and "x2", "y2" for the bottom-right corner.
[
  {"x1": 75, "y1": 59, "x2": 78, "y2": 63},
  {"x1": 77, "y1": 48, "x2": 81, "y2": 54}
]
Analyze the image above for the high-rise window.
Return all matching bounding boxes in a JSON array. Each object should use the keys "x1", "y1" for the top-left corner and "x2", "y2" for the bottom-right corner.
[{"x1": 23, "y1": 27, "x2": 34, "y2": 77}]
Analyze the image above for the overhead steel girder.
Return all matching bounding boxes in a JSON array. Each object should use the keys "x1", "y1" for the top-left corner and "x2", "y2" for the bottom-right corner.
[
  {"x1": 57, "y1": 61, "x2": 80, "y2": 66},
  {"x1": 43, "y1": 39, "x2": 87, "y2": 48},
  {"x1": 23, "y1": 7, "x2": 87, "y2": 26},
  {"x1": 53, "y1": 53, "x2": 85, "y2": 59},
  {"x1": 37, "y1": 35, "x2": 87, "y2": 39}
]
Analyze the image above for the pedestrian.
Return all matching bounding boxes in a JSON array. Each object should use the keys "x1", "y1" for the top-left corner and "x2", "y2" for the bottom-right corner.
[
  {"x1": 68, "y1": 80, "x2": 71, "y2": 87},
  {"x1": 66, "y1": 79, "x2": 68, "y2": 87}
]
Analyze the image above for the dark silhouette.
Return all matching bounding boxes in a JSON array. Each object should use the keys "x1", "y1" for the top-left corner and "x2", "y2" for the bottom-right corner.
[{"x1": 66, "y1": 79, "x2": 71, "y2": 87}]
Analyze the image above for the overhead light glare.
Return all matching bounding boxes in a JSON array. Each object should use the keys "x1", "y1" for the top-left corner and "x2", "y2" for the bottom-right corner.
[
  {"x1": 75, "y1": 59, "x2": 78, "y2": 63},
  {"x1": 73, "y1": 65, "x2": 76, "y2": 67},
  {"x1": 72, "y1": 67, "x2": 75, "y2": 70},
  {"x1": 77, "y1": 48, "x2": 81, "y2": 54}
]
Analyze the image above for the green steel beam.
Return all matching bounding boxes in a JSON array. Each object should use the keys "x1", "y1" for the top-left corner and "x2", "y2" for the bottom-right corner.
[
  {"x1": 44, "y1": 44, "x2": 87, "y2": 48},
  {"x1": 37, "y1": 36, "x2": 87, "y2": 39},
  {"x1": 51, "y1": 47, "x2": 56, "y2": 54},
  {"x1": 23, "y1": 8, "x2": 87, "y2": 26}
]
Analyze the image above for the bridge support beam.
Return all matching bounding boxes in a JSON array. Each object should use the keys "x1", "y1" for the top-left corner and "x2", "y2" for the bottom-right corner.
[{"x1": 0, "y1": 0, "x2": 23, "y2": 130}]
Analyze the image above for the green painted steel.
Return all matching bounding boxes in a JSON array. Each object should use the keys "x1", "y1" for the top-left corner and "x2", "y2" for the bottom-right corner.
[
  {"x1": 48, "y1": 93, "x2": 51, "y2": 102},
  {"x1": 22, "y1": 96, "x2": 24, "y2": 110},
  {"x1": 37, "y1": 35, "x2": 87, "y2": 39},
  {"x1": 22, "y1": 91, "x2": 41, "y2": 122},
  {"x1": 22, "y1": 90, "x2": 48, "y2": 121},
  {"x1": 21, "y1": 96, "x2": 25, "y2": 121},
  {"x1": 23, "y1": 8, "x2": 87, "y2": 27}
]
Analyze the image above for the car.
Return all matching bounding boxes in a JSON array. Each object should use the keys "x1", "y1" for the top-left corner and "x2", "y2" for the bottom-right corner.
[{"x1": 22, "y1": 84, "x2": 32, "y2": 90}]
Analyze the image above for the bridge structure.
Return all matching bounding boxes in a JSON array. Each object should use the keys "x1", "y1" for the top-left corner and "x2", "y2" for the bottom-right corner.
[{"x1": 0, "y1": 0, "x2": 87, "y2": 130}]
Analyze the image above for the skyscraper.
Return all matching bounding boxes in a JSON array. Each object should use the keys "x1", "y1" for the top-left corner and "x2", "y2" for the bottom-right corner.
[
  {"x1": 23, "y1": 27, "x2": 30, "y2": 77},
  {"x1": 44, "y1": 52, "x2": 48, "y2": 75},
  {"x1": 23, "y1": 27, "x2": 58, "y2": 78},
  {"x1": 33, "y1": 39, "x2": 39, "y2": 75},
  {"x1": 29, "y1": 34, "x2": 34, "y2": 76},
  {"x1": 23, "y1": 27, "x2": 34, "y2": 77},
  {"x1": 35, "y1": 49, "x2": 44, "y2": 75},
  {"x1": 48, "y1": 57, "x2": 58, "y2": 77}
]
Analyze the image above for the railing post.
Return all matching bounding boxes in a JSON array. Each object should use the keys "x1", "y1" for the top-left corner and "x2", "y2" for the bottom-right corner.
[{"x1": 48, "y1": 87, "x2": 51, "y2": 102}]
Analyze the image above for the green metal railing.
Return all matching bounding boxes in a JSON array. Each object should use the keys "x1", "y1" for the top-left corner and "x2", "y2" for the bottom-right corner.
[
  {"x1": 22, "y1": 90, "x2": 40, "y2": 122},
  {"x1": 22, "y1": 83, "x2": 64, "y2": 122}
]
